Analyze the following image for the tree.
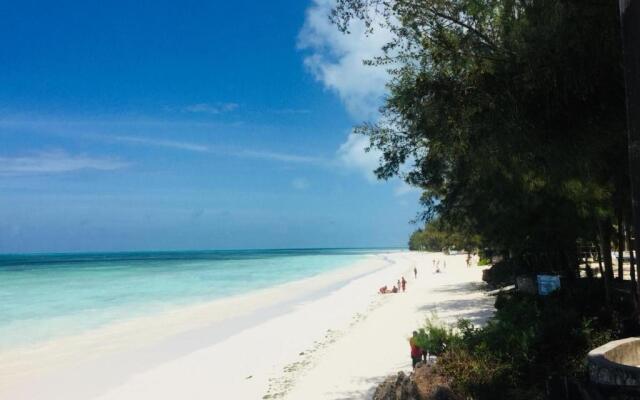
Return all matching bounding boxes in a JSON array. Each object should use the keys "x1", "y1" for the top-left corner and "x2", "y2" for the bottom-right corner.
[
  {"x1": 332, "y1": 0, "x2": 628, "y2": 285},
  {"x1": 619, "y1": 0, "x2": 640, "y2": 293},
  {"x1": 409, "y1": 216, "x2": 481, "y2": 251}
]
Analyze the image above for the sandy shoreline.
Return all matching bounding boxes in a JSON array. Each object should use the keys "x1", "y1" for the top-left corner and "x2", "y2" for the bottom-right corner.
[{"x1": 2, "y1": 251, "x2": 493, "y2": 400}]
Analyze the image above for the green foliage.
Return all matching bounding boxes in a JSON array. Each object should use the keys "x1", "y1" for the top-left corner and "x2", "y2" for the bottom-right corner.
[
  {"x1": 431, "y1": 289, "x2": 620, "y2": 399},
  {"x1": 409, "y1": 217, "x2": 481, "y2": 251},
  {"x1": 409, "y1": 225, "x2": 446, "y2": 252},
  {"x1": 332, "y1": 0, "x2": 628, "y2": 275},
  {"x1": 414, "y1": 314, "x2": 459, "y2": 355},
  {"x1": 477, "y1": 256, "x2": 491, "y2": 266}
]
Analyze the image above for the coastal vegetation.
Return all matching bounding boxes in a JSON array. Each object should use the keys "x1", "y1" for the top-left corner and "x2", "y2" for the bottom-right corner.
[
  {"x1": 332, "y1": 0, "x2": 633, "y2": 285},
  {"x1": 417, "y1": 287, "x2": 621, "y2": 399},
  {"x1": 332, "y1": 0, "x2": 640, "y2": 398},
  {"x1": 408, "y1": 218, "x2": 481, "y2": 252}
]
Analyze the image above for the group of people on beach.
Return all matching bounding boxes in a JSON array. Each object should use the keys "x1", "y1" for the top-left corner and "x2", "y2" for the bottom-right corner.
[
  {"x1": 378, "y1": 275, "x2": 408, "y2": 294},
  {"x1": 378, "y1": 266, "x2": 420, "y2": 294},
  {"x1": 466, "y1": 252, "x2": 479, "y2": 267},
  {"x1": 432, "y1": 258, "x2": 446, "y2": 274}
]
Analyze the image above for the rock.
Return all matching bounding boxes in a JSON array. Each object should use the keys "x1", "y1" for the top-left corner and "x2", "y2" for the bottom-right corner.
[
  {"x1": 413, "y1": 364, "x2": 460, "y2": 400},
  {"x1": 372, "y1": 365, "x2": 460, "y2": 400},
  {"x1": 372, "y1": 371, "x2": 419, "y2": 400}
]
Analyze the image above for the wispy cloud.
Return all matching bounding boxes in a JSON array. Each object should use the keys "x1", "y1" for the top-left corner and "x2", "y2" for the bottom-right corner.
[
  {"x1": 0, "y1": 115, "x2": 244, "y2": 131},
  {"x1": 235, "y1": 149, "x2": 324, "y2": 164},
  {"x1": 182, "y1": 102, "x2": 239, "y2": 115},
  {"x1": 272, "y1": 108, "x2": 311, "y2": 115},
  {"x1": 394, "y1": 181, "x2": 421, "y2": 197},
  {"x1": 0, "y1": 151, "x2": 129, "y2": 176},
  {"x1": 0, "y1": 114, "x2": 324, "y2": 166},
  {"x1": 110, "y1": 135, "x2": 210, "y2": 152},
  {"x1": 300, "y1": 0, "x2": 395, "y2": 182},
  {"x1": 336, "y1": 132, "x2": 381, "y2": 182},
  {"x1": 106, "y1": 135, "x2": 326, "y2": 165}
]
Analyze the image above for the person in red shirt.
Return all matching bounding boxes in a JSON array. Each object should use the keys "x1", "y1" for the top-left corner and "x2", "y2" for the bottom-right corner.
[{"x1": 409, "y1": 331, "x2": 422, "y2": 368}]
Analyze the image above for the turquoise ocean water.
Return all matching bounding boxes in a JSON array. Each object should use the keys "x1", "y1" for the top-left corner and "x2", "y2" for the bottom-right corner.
[{"x1": 0, "y1": 248, "x2": 397, "y2": 350}]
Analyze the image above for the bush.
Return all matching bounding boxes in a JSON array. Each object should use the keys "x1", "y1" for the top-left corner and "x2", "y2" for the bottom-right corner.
[
  {"x1": 477, "y1": 256, "x2": 491, "y2": 266},
  {"x1": 414, "y1": 315, "x2": 458, "y2": 356},
  {"x1": 420, "y1": 287, "x2": 621, "y2": 399}
]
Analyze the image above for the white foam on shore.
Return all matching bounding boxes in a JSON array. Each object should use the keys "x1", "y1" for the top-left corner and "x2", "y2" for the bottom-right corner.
[{"x1": 2, "y1": 251, "x2": 494, "y2": 400}]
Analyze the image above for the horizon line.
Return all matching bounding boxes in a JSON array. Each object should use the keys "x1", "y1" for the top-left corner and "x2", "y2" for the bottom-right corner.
[{"x1": 0, "y1": 245, "x2": 409, "y2": 257}]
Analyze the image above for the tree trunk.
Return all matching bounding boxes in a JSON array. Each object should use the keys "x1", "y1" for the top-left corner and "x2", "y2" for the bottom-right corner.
[
  {"x1": 619, "y1": 0, "x2": 640, "y2": 299},
  {"x1": 565, "y1": 242, "x2": 580, "y2": 280},
  {"x1": 627, "y1": 223, "x2": 638, "y2": 303},
  {"x1": 584, "y1": 255, "x2": 593, "y2": 279},
  {"x1": 598, "y1": 219, "x2": 614, "y2": 306},
  {"x1": 617, "y1": 214, "x2": 626, "y2": 280},
  {"x1": 599, "y1": 219, "x2": 615, "y2": 281},
  {"x1": 596, "y1": 244, "x2": 605, "y2": 278},
  {"x1": 625, "y1": 225, "x2": 640, "y2": 300}
]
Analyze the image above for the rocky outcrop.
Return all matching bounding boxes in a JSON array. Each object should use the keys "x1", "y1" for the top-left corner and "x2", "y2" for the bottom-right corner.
[
  {"x1": 372, "y1": 364, "x2": 460, "y2": 400},
  {"x1": 372, "y1": 371, "x2": 419, "y2": 400},
  {"x1": 413, "y1": 364, "x2": 459, "y2": 400}
]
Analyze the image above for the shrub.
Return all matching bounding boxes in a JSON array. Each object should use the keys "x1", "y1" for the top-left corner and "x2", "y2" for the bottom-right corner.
[
  {"x1": 477, "y1": 256, "x2": 491, "y2": 266},
  {"x1": 414, "y1": 315, "x2": 459, "y2": 356},
  {"x1": 417, "y1": 287, "x2": 621, "y2": 399}
]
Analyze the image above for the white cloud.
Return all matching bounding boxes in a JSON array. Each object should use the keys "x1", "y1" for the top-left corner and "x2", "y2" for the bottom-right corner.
[
  {"x1": 336, "y1": 132, "x2": 381, "y2": 182},
  {"x1": 394, "y1": 181, "x2": 421, "y2": 197},
  {"x1": 292, "y1": 178, "x2": 310, "y2": 190},
  {"x1": 0, "y1": 151, "x2": 128, "y2": 175},
  {"x1": 298, "y1": 0, "x2": 392, "y2": 121},
  {"x1": 300, "y1": 0, "x2": 394, "y2": 181}
]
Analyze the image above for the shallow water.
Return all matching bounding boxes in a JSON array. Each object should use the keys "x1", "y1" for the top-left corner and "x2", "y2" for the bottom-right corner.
[{"x1": 0, "y1": 248, "x2": 399, "y2": 350}]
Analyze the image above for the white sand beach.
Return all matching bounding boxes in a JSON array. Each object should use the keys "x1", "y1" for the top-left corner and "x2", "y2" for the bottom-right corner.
[{"x1": 2, "y1": 251, "x2": 493, "y2": 400}]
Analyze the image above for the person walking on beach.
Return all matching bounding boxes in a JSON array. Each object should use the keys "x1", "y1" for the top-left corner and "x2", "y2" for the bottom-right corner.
[
  {"x1": 401, "y1": 276, "x2": 406, "y2": 292},
  {"x1": 410, "y1": 331, "x2": 422, "y2": 368},
  {"x1": 414, "y1": 266, "x2": 417, "y2": 279}
]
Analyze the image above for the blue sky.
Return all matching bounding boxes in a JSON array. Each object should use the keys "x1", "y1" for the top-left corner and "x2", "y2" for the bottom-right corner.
[{"x1": 0, "y1": 0, "x2": 420, "y2": 253}]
